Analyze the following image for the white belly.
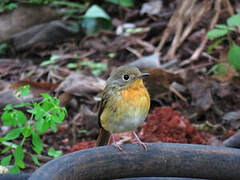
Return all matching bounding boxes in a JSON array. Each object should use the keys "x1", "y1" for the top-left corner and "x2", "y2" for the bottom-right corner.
[{"x1": 108, "y1": 105, "x2": 148, "y2": 133}]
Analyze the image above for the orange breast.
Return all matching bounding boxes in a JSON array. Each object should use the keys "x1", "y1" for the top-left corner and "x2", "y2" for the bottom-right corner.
[{"x1": 121, "y1": 79, "x2": 150, "y2": 110}]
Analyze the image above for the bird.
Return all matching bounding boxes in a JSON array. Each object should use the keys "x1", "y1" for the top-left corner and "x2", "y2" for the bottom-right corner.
[{"x1": 96, "y1": 66, "x2": 150, "y2": 150}]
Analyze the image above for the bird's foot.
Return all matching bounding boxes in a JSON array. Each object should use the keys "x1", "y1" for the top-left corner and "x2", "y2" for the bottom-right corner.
[
  {"x1": 133, "y1": 132, "x2": 148, "y2": 151},
  {"x1": 112, "y1": 142, "x2": 123, "y2": 151},
  {"x1": 111, "y1": 134, "x2": 123, "y2": 151}
]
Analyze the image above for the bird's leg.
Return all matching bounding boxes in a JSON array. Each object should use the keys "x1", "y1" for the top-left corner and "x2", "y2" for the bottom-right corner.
[
  {"x1": 133, "y1": 132, "x2": 147, "y2": 151},
  {"x1": 111, "y1": 134, "x2": 123, "y2": 151}
]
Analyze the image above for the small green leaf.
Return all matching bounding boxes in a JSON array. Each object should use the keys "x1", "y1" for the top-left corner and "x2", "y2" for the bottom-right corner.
[
  {"x1": 1, "y1": 111, "x2": 15, "y2": 126},
  {"x1": 52, "y1": 1, "x2": 86, "y2": 9},
  {"x1": 208, "y1": 37, "x2": 226, "y2": 53},
  {"x1": 15, "y1": 110, "x2": 27, "y2": 126},
  {"x1": 10, "y1": 165, "x2": 20, "y2": 173},
  {"x1": 3, "y1": 104, "x2": 13, "y2": 111},
  {"x1": 215, "y1": 24, "x2": 235, "y2": 31},
  {"x1": 1, "y1": 155, "x2": 12, "y2": 166},
  {"x1": 0, "y1": 137, "x2": 6, "y2": 142},
  {"x1": 84, "y1": 5, "x2": 110, "y2": 20},
  {"x1": 13, "y1": 145, "x2": 24, "y2": 162},
  {"x1": 22, "y1": 126, "x2": 32, "y2": 138},
  {"x1": 41, "y1": 93, "x2": 52, "y2": 99},
  {"x1": 4, "y1": 128, "x2": 22, "y2": 141},
  {"x1": 106, "y1": 0, "x2": 133, "y2": 7},
  {"x1": 78, "y1": 129, "x2": 88, "y2": 134},
  {"x1": 207, "y1": 29, "x2": 228, "y2": 40},
  {"x1": 1, "y1": 141, "x2": 17, "y2": 149},
  {"x1": 16, "y1": 160, "x2": 25, "y2": 169},
  {"x1": 32, "y1": 132, "x2": 43, "y2": 154},
  {"x1": 82, "y1": 5, "x2": 112, "y2": 34},
  {"x1": 228, "y1": 45, "x2": 240, "y2": 70},
  {"x1": 40, "y1": 55, "x2": 60, "y2": 66},
  {"x1": 14, "y1": 102, "x2": 31, "y2": 108},
  {"x1": 0, "y1": 43, "x2": 8, "y2": 54},
  {"x1": 31, "y1": 154, "x2": 41, "y2": 166},
  {"x1": 67, "y1": 63, "x2": 78, "y2": 69},
  {"x1": 48, "y1": 147, "x2": 62, "y2": 158},
  {"x1": 227, "y1": 14, "x2": 240, "y2": 27},
  {"x1": 1, "y1": 145, "x2": 12, "y2": 154},
  {"x1": 50, "y1": 121, "x2": 57, "y2": 132},
  {"x1": 108, "y1": 53, "x2": 115, "y2": 58},
  {"x1": 16, "y1": 85, "x2": 30, "y2": 97}
]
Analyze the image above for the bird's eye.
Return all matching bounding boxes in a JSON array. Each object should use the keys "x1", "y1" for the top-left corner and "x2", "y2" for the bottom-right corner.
[{"x1": 123, "y1": 74, "x2": 129, "y2": 81}]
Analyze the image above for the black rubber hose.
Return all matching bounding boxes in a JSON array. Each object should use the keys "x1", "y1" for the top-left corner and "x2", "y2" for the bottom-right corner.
[
  {"x1": 0, "y1": 173, "x2": 31, "y2": 180},
  {"x1": 28, "y1": 143, "x2": 240, "y2": 180}
]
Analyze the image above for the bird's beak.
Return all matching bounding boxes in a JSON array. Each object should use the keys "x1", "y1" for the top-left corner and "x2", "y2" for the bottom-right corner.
[{"x1": 137, "y1": 72, "x2": 150, "y2": 78}]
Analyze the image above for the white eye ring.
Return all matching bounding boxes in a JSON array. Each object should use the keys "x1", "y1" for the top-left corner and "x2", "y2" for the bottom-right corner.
[{"x1": 123, "y1": 74, "x2": 129, "y2": 81}]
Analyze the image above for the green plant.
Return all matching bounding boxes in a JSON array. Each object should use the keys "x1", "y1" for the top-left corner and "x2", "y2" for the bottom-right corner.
[
  {"x1": 0, "y1": 85, "x2": 66, "y2": 173},
  {"x1": 82, "y1": 4, "x2": 112, "y2": 34},
  {"x1": 40, "y1": 55, "x2": 61, "y2": 66},
  {"x1": 0, "y1": 0, "x2": 17, "y2": 12},
  {"x1": 80, "y1": 60, "x2": 108, "y2": 76},
  {"x1": 105, "y1": 0, "x2": 134, "y2": 7},
  {"x1": 0, "y1": 43, "x2": 8, "y2": 55},
  {"x1": 207, "y1": 14, "x2": 240, "y2": 72}
]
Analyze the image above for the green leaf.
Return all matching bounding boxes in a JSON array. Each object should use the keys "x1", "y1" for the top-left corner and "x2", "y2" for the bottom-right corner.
[
  {"x1": 10, "y1": 165, "x2": 20, "y2": 173},
  {"x1": 207, "y1": 63, "x2": 229, "y2": 76},
  {"x1": 15, "y1": 110, "x2": 27, "y2": 126},
  {"x1": 82, "y1": 5, "x2": 112, "y2": 34},
  {"x1": 1, "y1": 145, "x2": 12, "y2": 154},
  {"x1": 31, "y1": 154, "x2": 41, "y2": 166},
  {"x1": 3, "y1": 3, "x2": 18, "y2": 11},
  {"x1": 4, "y1": 128, "x2": 22, "y2": 141},
  {"x1": 22, "y1": 126, "x2": 32, "y2": 138},
  {"x1": 16, "y1": 85, "x2": 30, "y2": 97},
  {"x1": 48, "y1": 147, "x2": 62, "y2": 158},
  {"x1": 1, "y1": 141, "x2": 17, "y2": 149},
  {"x1": 36, "y1": 118, "x2": 50, "y2": 134},
  {"x1": 41, "y1": 93, "x2": 52, "y2": 99},
  {"x1": 3, "y1": 104, "x2": 13, "y2": 111},
  {"x1": 84, "y1": 5, "x2": 110, "y2": 20},
  {"x1": 0, "y1": 43, "x2": 7, "y2": 54},
  {"x1": 1, "y1": 155, "x2": 12, "y2": 166},
  {"x1": 40, "y1": 55, "x2": 60, "y2": 66},
  {"x1": 228, "y1": 45, "x2": 240, "y2": 70},
  {"x1": 67, "y1": 63, "x2": 78, "y2": 69},
  {"x1": 105, "y1": 0, "x2": 133, "y2": 7},
  {"x1": 108, "y1": 53, "x2": 115, "y2": 58},
  {"x1": 0, "y1": 137, "x2": 6, "y2": 142},
  {"x1": 207, "y1": 29, "x2": 228, "y2": 40},
  {"x1": 32, "y1": 132, "x2": 43, "y2": 154},
  {"x1": 208, "y1": 37, "x2": 226, "y2": 53},
  {"x1": 16, "y1": 160, "x2": 25, "y2": 169},
  {"x1": 215, "y1": 24, "x2": 234, "y2": 31},
  {"x1": 52, "y1": 1, "x2": 86, "y2": 9},
  {"x1": 78, "y1": 129, "x2": 88, "y2": 134},
  {"x1": 1, "y1": 110, "x2": 15, "y2": 126},
  {"x1": 227, "y1": 14, "x2": 240, "y2": 27},
  {"x1": 13, "y1": 145, "x2": 24, "y2": 162},
  {"x1": 50, "y1": 121, "x2": 57, "y2": 132},
  {"x1": 14, "y1": 102, "x2": 31, "y2": 108}
]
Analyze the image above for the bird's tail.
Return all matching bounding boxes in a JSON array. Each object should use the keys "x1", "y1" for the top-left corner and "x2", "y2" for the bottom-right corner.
[{"x1": 96, "y1": 128, "x2": 111, "y2": 146}]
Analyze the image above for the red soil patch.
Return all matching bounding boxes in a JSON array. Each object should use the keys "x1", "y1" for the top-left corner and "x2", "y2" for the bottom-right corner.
[
  {"x1": 140, "y1": 106, "x2": 208, "y2": 144},
  {"x1": 66, "y1": 140, "x2": 96, "y2": 153}
]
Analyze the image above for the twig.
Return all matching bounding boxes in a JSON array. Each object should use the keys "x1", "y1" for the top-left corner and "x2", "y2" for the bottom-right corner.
[
  {"x1": 180, "y1": 0, "x2": 222, "y2": 66},
  {"x1": 156, "y1": 0, "x2": 196, "y2": 53},
  {"x1": 223, "y1": 0, "x2": 234, "y2": 16},
  {"x1": 71, "y1": 111, "x2": 82, "y2": 145},
  {"x1": 126, "y1": 47, "x2": 142, "y2": 58}
]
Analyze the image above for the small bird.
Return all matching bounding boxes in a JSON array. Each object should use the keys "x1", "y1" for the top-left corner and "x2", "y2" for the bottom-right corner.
[{"x1": 96, "y1": 66, "x2": 150, "y2": 150}]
